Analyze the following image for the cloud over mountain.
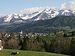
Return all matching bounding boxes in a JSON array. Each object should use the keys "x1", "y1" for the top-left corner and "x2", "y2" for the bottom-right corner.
[{"x1": 61, "y1": 0, "x2": 75, "y2": 10}]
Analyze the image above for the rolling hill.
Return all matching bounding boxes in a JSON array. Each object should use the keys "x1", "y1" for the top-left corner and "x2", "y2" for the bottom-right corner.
[{"x1": 0, "y1": 49, "x2": 69, "y2": 56}]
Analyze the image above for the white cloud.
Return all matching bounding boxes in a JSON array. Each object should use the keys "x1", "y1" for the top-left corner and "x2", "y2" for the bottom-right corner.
[
  {"x1": 61, "y1": 0, "x2": 75, "y2": 10},
  {"x1": 61, "y1": 3, "x2": 66, "y2": 10}
]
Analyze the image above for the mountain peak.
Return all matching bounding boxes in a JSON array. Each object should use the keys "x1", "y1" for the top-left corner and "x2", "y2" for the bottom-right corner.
[{"x1": 0, "y1": 7, "x2": 75, "y2": 23}]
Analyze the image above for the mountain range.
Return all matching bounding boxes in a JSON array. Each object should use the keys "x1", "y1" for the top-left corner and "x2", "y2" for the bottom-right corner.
[{"x1": 0, "y1": 7, "x2": 75, "y2": 32}]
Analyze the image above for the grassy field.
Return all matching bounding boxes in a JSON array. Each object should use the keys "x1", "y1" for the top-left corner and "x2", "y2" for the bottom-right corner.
[{"x1": 0, "y1": 49, "x2": 69, "y2": 56}]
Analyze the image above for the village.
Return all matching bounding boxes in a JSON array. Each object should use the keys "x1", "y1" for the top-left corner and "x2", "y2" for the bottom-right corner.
[{"x1": 0, "y1": 30, "x2": 75, "y2": 56}]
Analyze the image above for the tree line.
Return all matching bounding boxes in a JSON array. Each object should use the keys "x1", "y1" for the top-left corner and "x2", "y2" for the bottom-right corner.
[{"x1": 0, "y1": 31, "x2": 75, "y2": 56}]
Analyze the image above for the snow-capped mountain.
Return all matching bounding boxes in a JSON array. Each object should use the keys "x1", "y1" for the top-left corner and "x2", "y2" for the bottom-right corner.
[
  {"x1": 0, "y1": 7, "x2": 75, "y2": 23},
  {"x1": 58, "y1": 10, "x2": 74, "y2": 16}
]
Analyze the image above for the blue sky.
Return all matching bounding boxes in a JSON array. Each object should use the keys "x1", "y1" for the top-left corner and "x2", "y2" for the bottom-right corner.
[{"x1": 0, "y1": 0, "x2": 68, "y2": 16}]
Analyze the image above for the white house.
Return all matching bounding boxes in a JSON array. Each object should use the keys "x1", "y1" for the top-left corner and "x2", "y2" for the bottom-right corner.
[{"x1": 0, "y1": 40, "x2": 3, "y2": 51}]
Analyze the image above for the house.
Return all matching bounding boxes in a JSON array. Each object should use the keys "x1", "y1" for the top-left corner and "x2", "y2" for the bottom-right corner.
[{"x1": 0, "y1": 40, "x2": 3, "y2": 51}]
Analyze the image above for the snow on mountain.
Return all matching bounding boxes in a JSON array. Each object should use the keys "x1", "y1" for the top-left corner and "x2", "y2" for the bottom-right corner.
[
  {"x1": 19, "y1": 7, "x2": 59, "y2": 21},
  {"x1": 20, "y1": 7, "x2": 45, "y2": 14},
  {"x1": 4, "y1": 14, "x2": 14, "y2": 22},
  {"x1": 1, "y1": 7, "x2": 75, "y2": 23},
  {"x1": 58, "y1": 10, "x2": 74, "y2": 16}
]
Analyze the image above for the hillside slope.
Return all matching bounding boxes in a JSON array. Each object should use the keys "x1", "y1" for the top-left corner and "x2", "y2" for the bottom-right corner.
[
  {"x1": 0, "y1": 16, "x2": 75, "y2": 32},
  {"x1": 0, "y1": 49, "x2": 69, "y2": 56}
]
